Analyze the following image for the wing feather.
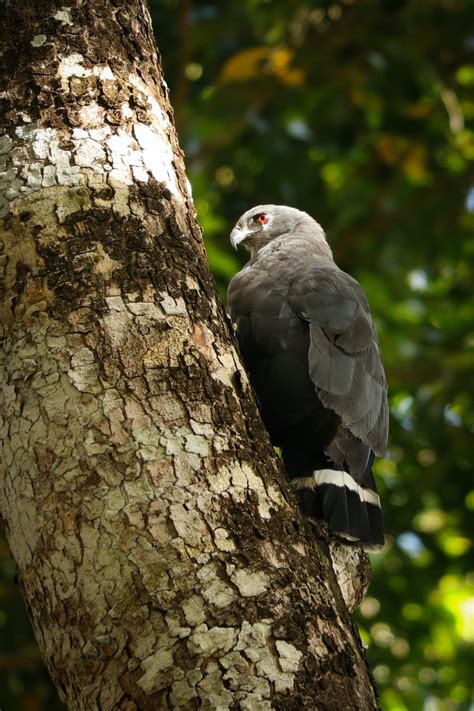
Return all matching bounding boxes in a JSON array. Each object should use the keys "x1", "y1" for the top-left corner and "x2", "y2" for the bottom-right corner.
[{"x1": 289, "y1": 265, "x2": 388, "y2": 455}]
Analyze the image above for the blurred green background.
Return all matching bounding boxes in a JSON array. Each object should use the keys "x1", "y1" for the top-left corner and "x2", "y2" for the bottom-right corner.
[{"x1": 1, "y1": 1, "x2": 473, "y2": 709}]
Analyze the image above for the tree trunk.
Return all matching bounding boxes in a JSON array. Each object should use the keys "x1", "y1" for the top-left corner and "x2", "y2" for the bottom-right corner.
[{"x1": 0, "y1": 1, "x2": 378, "y2": 708}]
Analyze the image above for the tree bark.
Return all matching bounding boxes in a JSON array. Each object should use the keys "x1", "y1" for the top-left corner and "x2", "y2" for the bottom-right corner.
[{"x1": 0, "y1": 1, "x2": 378, "y2": 708}]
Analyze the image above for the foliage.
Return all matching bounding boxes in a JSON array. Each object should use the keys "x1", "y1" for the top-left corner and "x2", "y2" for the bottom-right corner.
[{"x1": 1, "y1": 1, "x2": 473, "y2": 708}]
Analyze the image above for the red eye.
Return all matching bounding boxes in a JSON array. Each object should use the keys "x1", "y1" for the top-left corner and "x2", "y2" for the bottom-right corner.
[{"x1": 254, "y1": 212, "x2": 269, "y2": 224}]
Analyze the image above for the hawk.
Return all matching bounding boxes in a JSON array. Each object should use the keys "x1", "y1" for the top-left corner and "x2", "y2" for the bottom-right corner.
[{"x1": 228, "y1": 205, "x2": 388, "y2": 548}]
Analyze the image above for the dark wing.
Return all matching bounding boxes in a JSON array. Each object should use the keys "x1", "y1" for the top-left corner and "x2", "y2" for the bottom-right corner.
[
  {"x1": 228, "y1": 266, "x2": 316, "y2": 432},
  {"x1": 289, "y1": 264, "x2": 388, "y2": 457}
]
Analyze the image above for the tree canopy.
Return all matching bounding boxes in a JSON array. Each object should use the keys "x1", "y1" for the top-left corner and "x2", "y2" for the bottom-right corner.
[{"x1": 1, "y1": 1, "x2": 473, "y2": 709}]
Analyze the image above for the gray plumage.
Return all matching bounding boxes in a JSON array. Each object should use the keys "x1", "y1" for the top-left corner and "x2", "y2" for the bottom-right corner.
[{"x1": 228, "y1": 205, "x2": 388, "y2": 547}]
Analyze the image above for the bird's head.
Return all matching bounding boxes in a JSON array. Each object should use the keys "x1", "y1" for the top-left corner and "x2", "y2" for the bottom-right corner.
[{"x1": 230, "y1": 204, "x2": 331, "y2": 258}]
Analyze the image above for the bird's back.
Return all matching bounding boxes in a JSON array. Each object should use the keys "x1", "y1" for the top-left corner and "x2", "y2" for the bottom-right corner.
[{"x1": 228, "y1": 247, "x2": 338, "y2": 442}]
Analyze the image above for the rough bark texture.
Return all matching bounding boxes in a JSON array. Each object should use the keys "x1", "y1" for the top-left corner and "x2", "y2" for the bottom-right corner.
[{"x1": 0, "y1": 1, "x2": 378, "y2": 709}]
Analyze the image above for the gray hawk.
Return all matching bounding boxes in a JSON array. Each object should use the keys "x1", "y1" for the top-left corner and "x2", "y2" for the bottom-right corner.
[{"x1": 227, "y1": 205, "x2": 388, "y2": 549}]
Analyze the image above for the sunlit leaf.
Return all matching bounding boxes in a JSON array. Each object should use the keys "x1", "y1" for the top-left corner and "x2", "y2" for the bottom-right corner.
[{"x1": 219, "y1": 47, "x2": 304, "y2": 86}]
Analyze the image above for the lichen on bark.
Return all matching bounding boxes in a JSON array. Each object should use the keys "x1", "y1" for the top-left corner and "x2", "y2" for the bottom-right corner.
[{"x1": 0, "y1": 1, "x2": 379, "y2": 709}]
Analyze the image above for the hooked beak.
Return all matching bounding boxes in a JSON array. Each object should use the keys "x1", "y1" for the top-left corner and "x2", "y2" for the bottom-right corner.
[{"x1": 230, "y1": 226, "x2": 252, "y2": 250}]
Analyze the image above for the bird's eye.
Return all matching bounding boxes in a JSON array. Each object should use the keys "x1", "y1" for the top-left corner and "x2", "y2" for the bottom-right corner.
[{"x1": 254, "y1": 212, "x2": 269, "y2": 224}]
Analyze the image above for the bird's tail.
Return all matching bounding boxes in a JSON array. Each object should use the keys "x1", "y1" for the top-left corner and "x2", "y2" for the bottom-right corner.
[{"x1": 291, "y1": 468, "x2": 384, "y2": 550}]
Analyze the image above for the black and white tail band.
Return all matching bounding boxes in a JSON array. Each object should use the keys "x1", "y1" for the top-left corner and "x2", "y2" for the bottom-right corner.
[{"x1": 291, "y1": 469, "x2": 384, "y2": 549}]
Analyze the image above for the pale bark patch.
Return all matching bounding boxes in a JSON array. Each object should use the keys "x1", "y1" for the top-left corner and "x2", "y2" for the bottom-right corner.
[
  {"x1": 31, "y1": 35, "x2": 47, "y2": 47},
  {"x1": 53, "y1": 8, "x2": 74, "y2": 26},
  {"x1": 230, "y1": 568, "x2": 270, "y2": 597},
  {"x1": 133, "y1": 123, "x2": 179, "y2": 196}
]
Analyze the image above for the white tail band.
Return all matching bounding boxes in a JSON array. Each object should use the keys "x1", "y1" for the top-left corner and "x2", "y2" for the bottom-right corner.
[{"x1": 291, "y1": 468, "x2": 381, "y2": 508}]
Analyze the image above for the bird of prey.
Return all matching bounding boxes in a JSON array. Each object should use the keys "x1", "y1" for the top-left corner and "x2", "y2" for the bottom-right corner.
[{"x1": 228, "y1": 205, "x2": 388, "y2": 548}]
